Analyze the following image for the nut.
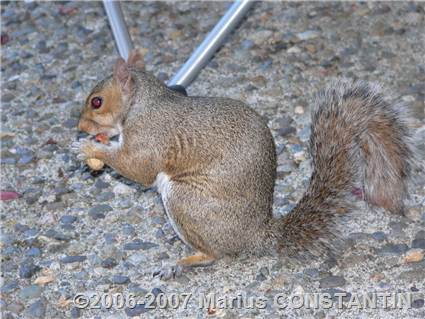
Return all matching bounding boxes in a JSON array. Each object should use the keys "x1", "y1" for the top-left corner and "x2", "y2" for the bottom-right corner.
[{"x1": 86, "y1": 158, "x2": 104, "y2": 170}]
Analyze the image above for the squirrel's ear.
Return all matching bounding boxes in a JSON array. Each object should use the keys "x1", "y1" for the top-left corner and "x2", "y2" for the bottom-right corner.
[
  {"x1": 127, "y1": 49, "x2": 144, "y2": 70},
  {"x1": 113, "y1": 57, "x2": 132, "y2": 94}
]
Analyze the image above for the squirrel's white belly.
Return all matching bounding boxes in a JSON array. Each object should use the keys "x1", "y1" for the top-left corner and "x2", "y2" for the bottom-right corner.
[{"x1": 154, "y1": 172, "x2": 191, "y2": 247}]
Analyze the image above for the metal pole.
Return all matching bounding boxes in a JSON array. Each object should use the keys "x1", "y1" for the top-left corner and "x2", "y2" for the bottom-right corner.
[
  {"x1": 168, "y1": 0, "x2": 254, "y2": 89},
  {"x1": 103, "y1": 0, "x2": 134, "y2": 61}
]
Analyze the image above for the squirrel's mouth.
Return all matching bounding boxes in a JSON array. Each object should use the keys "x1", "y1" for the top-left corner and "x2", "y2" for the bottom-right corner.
[{"x1": 77, "y1": 118, "x2": 119, "y2": 138}]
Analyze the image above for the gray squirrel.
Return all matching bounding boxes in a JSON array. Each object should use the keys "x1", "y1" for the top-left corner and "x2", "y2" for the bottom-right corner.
[{"x1": 72, "y1": 50, "x2": 414, "y2": 279}]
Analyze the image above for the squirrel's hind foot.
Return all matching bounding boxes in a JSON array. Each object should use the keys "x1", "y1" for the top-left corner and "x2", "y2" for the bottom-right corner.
[{"x1": 153, "y1": 252, "x2": 215, "y2": 280}]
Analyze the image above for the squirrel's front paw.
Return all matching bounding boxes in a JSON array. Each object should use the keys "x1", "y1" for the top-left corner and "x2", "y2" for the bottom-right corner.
[
  {"x1": 70, "y1": 139, "x2": 97, "y2": 161},
  {"x1": 153, "y1": 265, "x2": 184, "y2": 281}
]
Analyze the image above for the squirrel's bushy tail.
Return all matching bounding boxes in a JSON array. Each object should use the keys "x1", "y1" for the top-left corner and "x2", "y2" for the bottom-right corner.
[{"x1": 269, "y1": 79, "x2": 413, "y2": 258}]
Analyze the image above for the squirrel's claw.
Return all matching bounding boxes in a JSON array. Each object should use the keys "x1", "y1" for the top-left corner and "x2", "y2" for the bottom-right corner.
[
  {"x1": 71, "y1": 139, "x2": 97, "y2": 161},
  {"x1": 153, "y1": 264, "x2": 183, "y2": 281}
]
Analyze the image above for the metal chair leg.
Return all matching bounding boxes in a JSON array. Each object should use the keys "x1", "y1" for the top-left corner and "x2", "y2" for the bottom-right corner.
[
  {"x1": 103, "y1": 0, "x2": 134, "y2": 61},
  {"x1": 103, "y1": 0, "x2": 254, "y2": 91},
  {"x1": 168, "y1": 0, "x2": 254, "y2": 89}
]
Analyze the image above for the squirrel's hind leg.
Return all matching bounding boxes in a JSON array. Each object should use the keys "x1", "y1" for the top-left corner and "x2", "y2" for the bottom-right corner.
[{"x1": 176, "y1": 252, "x2": 216, "y2": 267}]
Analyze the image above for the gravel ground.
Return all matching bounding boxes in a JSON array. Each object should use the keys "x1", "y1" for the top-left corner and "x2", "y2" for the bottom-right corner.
[{"x1": 1, "y1": 1, "x2": 424, "y2": 318}]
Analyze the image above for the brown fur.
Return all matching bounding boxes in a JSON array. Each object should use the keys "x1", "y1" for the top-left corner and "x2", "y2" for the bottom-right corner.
[{"x1": 75, "y1": 51, "x2": 413, "y2": 265}]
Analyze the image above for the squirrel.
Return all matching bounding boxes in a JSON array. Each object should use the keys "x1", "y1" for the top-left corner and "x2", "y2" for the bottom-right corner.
[{"x1": 72, "y1": 50, "x2": 413, "y2": 279}]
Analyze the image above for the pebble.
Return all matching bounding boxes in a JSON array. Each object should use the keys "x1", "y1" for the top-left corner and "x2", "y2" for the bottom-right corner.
[
  {"x1": 59, "y1": 215, "x2": 77, "y2": 224},
  {"x1": 412, "y1": 298, "x2": 425, "y2": 309},
  {"x1": 44, "y1": 229, "x2": 70, "y2": 241},
  {"x1": 96, "y1": 191, "x2": 115, "y2": 202},
  {"x1": 411, "y1": 238, "x2": 425, "y2": 249},
  {"x1": 294, "y1": 106, "x2": 305, "y2": 114},
  {"x1": 19, "y1": 262, "x2": 40, "y2": 278},
  {"x1": 128, "y1": 252, "x2": 148, "y2": 265},
  {"x1": 125, "y1": 304, "x2": 150, "y2": 317},
  {"x1": 113, "y1": 183, "x2": 135, "y2": 195},
  {"x1": 404, "y1": 249, "x2": 424, "y2": 263},
  {"x1": 70, "y1": 307, "x2": 81, "y2": 318},
  {"x1": 376, "y1": 243, "x2": 409, "y2": 256},
  {"x1": 101, "y1": 257, "x2": 118, "y2": 269},
  {"x1": 26, "y1": 247, "x2": 41, "y2": 257},
  {"x1": 319, "y1": 275, "x2": 346, "y2": 288},
  {"x1": 6, "y1": 302, "x2": 24, "y2": 314},
  {"x1": 111, "y1": 275, "x2": 130, "y2": 284},
  {"x1": 1, "y1": 280, "x2": 18, "y2": 293},
  {"x1": 88, "y1": 204, "x2": 113, "y2": 219},
  {"x1": 123, "y1": 240, "x2": 158, "y2": 251},
  {"x1": 296, "y1": 30, "x2": 321, "y2": 41},
  {"x1": 371, "y1": 231, "x2": 386, "y2": 241},
  {"x1": 18, "y1": 154, "x2": 34, "y2": 165},
  {"x1": 60, "y1": 255, "x2": 87, "y2": 263},
  {"x1": 94, "y1": 179, "x2": 110, "y2": 189},
  {"x1": 19, "y1": 285, "x2": 42, "y2": 299},
  {"x1": 287, "y1": 46, "x2": 302, "y2": 54},
  {"x1": 27, "y1": 298, "x2": 46, "y2": 318}
]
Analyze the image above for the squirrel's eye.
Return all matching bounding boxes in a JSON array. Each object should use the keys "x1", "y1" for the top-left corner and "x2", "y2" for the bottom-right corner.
[{"x1": 91, "y1": 97, "x2": 103, "y2": 109}]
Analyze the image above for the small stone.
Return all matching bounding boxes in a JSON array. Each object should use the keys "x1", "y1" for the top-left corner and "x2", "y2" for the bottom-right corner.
[
  {"x1": 277, "y1": 126, "x2": 296, "y2": 137},
  {"x1": 371, "y1": 231, "x2": 386, "y2": 241},
  {"x1": 101, "y1": 257, "x2": 118, "y2": 269},
  {"x1": 88, "y1": 204, "x2": 112, "y2": 219},
  {"x1": 125, "y1": 304, "x2": 150, "y2": 317},
  {"x1": 319, "y1": 275, "x2": 346, "y2": 288},
  {"x1": 18, "y1": 154, "x2": 34, "y2": 165},
  {"x1": 405, "y1": 207, "x2": 422, "y2": 221},
  {"x1": 412, "y1": 238, "x2": 425, "y2": 249},
  {"x1": 287, "y1": 46, "x2": 301, "y2": 54},
  {"x1": 256, "y1": 267, "x2": 269, "y2": 281},
  {"x1": 412, "y1": 298, "x2": 424, "y2": 309},
  {"x1": 376, "y1": 243, "x2": 409, "y2": 256},
  {"x1": 15, "y1": 223, "x2": 29, "y2": 232},
  {"x1": 294, "y1": 106, "x2": 304, "y2": 114},
  {"x1": 123, "y1": 240, "x2": 158, "y2": 251},
  {"x1": 27, "y1": 299, "x2": 46, "y2": 318},
  {"x1": 111, "y1": 275, "x2": 130, "y2": 284},
  {"x1": 241, "y1": 39, "x2": 254, "y2": 50},
  {"x1": 128, "y1": 252, "x2": 148, "y2": 265},
  {"x1": 151, "y1": 287, "x2": 163, "y2": 297},
  {"x1": 94, "y1": 179, "x2": 110, "y2": 189},
  {"x1": 113, "y1": 183, "x2": 134, "y2": 195},
  {"x1": 19, "y1": 285, "x2": 42, "y2": 299},
  {"x1": 296, "y1": 30, "x2": 320, "y2": 41},
  {"x1": 128, "y1": 284, "x2": 148, "y2": 296},
  {"x1": 44, "y1": 229, "x2": 70, "y2": 241},
  {"x1": 96, "y1": 191, "x2": 115, "y2": 202},
  {"x1": 63, "y1": 118, "x2": 78, "y2": 128},
  {"x1": 26, "y1": 247, "x2": 41, "y2": 257},
  {"x1": 415, "y1": 231, "x2": 425, "y2": 240},
  {"x1": 370, "y1": 272, "x2": 385, "y2": 282},
  {"x1": 7, "y1": 302, "x2": 24, "y2": 314},
  {"x1": 60, "y1": 215, "x2": 77, "y2": 224},
  {"x1": 404, "y1": 249, "x2": 424, "y2": 263},
  {"x1": 1, "y1": 280, "x2": 18, "y2": 293},
  {"x1": 70, "y1": 307, "x2": 81, "y2": 318},
  {"x1": 60, "y1": 255, "x2": 87, "y2": 263},
  {"x1": 19, "y1": 262, "x2": 40, "y2": 278},
  {"x1": 303, "y1": 268, "x2": 320, "y2": 279}
]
